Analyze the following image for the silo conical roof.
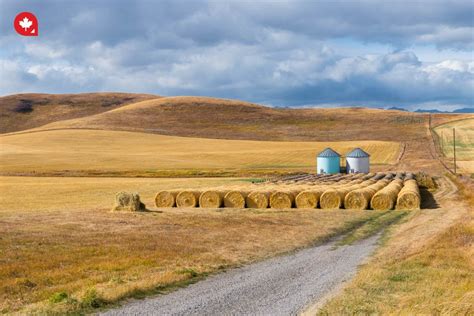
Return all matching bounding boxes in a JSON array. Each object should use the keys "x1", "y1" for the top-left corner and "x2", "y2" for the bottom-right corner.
[
  {"x1": 317, "y1": 148, "x2": 341, "y2": 157},
  {"x1": 346, "y1": 148, "x2": 370, "y2": 158}
]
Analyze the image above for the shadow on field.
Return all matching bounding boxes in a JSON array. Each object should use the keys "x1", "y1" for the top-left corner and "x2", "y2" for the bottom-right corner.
[{"x1": 420, "y1": 187, "x2": 439, "y2": 209}]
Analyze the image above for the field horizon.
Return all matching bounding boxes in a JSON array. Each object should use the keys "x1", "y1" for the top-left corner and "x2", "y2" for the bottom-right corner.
[{"x1": 2, "y1": 92, "x2": 472, "y2": 175}]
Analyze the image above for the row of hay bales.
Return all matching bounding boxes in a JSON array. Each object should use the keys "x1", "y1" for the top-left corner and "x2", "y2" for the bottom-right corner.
[{"x1": 154, "y1": 173, "x2": 420, "y2": 210}]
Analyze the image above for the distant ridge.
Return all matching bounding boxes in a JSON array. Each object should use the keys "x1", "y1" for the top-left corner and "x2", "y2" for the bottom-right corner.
[
  {"x1": 414, "y1": 107, "x2": 474, "y2": 114},
  {"x1": 387, "y1": 106, "x2": 408, "y2": 111}
]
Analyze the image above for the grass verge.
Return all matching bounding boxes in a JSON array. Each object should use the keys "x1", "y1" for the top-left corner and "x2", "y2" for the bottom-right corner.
[
  {"x1": 318, "y1": 177, "x2": 473, "y2": 315},
  {"x1": 336, "y1": 210, "x2": 408, "y2": 246}
]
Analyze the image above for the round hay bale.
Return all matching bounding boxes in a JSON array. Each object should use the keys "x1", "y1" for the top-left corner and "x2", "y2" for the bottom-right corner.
[
  {"x1": 155, "y1": 190, "x2": 178, "y2": 208},
  {"x1": 269, "y1": 191, "x2": 295, "y2": 209},
  {"x1": 199, "y1": 190, "x2": 224, "y2": 208},
  {"x1": 295, "y1": 190, "x2": 321, "y2": 209},
  {"x1": 343, "y1": 179, "x2": 388, "y2": 209},
  {"x1": 176, "y1": 190, "x2": 200, "y2": 208},
  {"x1": 224, "y1": 190, "x2": 246, "y2": 208},
  {"x1": 320, "y1": 189, "x2": 344, "y2": 209},
  {"x1": 370, "y1": 179, "x2": 403, "y2": 210},
  {"x1": 246, "y1": 191, "x2": 269, "y2": 209},
  {"x1": 344, "y1": 189, "x2": 374, "y2": 210},
  {"x1": 396, "y1": 179, "x2": 421, "y2": 210}
]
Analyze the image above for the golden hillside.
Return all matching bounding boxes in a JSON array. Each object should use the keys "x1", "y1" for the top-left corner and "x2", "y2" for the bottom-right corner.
[
  {"x1": 34, "y1": 96, "x2": 436, "y2": 142},
  {"x1": 0, "y1": 92, "x2": 159, "y2": 133}
]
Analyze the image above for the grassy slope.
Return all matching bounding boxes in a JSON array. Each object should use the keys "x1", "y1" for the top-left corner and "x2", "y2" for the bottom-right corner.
[
  {"x1": 0, "y1": 129, "x2": 400, "y2": 176},
  {"x1": 433, "y1": 118, "x2": 474, "y2": 173},
  {"x1": 0, "y1": 93, "x2": 159, "y2": 134},
  {"x1": 318, "y1": 176, "x2": 473, "y2": 315},
  {"x1": 35, "y1": 96, "x2": 432, "y2": 142},
  {"x1": 7, "y1": 94, "x2": 470, "y2": 174},
  {"x1": 0, "y1": 176, "x2": 382, "y2": 314}
]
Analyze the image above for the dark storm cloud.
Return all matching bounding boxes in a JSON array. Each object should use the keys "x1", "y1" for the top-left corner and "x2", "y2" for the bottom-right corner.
[{"x1": 0, "y1": 0, "x2": 473, "y2": 110}]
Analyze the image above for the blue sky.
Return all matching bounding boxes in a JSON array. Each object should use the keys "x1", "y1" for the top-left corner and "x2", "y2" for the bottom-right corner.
[{"x1": 1, "y1": 0, "x2": 473, "y2": 110}]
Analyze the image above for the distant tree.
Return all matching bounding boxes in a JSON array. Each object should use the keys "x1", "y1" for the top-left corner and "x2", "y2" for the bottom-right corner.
[{"x1": 13, "y1": 100, "x2": 34, "y2": 113}]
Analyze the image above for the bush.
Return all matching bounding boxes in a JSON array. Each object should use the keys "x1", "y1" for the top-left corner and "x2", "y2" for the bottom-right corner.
[
  {"x1": 13, "y1": 102, "x2": 33, "y2": 113},
  {"x1": 81, "y1": 288, "x2": 104, "y2": 308},
  {"x1": 49, "y1": 292, "x2": 68, "y2": 303}
]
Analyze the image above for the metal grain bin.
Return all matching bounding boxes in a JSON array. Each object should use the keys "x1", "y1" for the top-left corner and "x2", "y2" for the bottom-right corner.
[
  {"x1": 317, "y1": 148, "x2": 341, "y2": 174},
  {"x1": 346, "y1": 148, "x2": 370, "y2": 173}
]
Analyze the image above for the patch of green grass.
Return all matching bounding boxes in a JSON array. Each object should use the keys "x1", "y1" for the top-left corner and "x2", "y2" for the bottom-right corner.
[
  {"x1": 176, "y1": 268, "x2": 199, "y2": 278},
  {"x1": 80, "y1": 288, "x2": 104, "y2": 309},
  {"x1": 337, "y1": 210, "x2": 408, "y2": 246},
  {"x1": 387, "y1": 271, "x2": 411, "y2": 282},
  {"x1": 48, "y1": 292, "x2": 69, "y2": 304},
  {"x1": 238, "y1": 178, "x2": 267, "y2": 183}
]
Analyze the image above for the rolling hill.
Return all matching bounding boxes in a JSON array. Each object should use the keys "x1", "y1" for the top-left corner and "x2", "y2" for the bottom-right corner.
[
  {"x1": 1, "y1": 93, "x2": 472, "y2": 175},
  {"x1": 0, "y1": 92, "x2": 159, "y2": 133},
  {"x1": 33, "y1": 96, "x2": 433, "y2": 142}
]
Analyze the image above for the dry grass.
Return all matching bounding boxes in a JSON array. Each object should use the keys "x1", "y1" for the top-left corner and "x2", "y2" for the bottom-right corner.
[
  {"x1": 0, "y1": 176, "x2": 380, "y2": 314},
  {"x1": 318, "y1": 176, "x2": 473, "y2": 315},
  {"x1": 0, "y1": 93, "x2": 158, "y2": 134},
  {"x1": 33, "y1": 97, "x2": 433, "y2": 142},
  {"x1": 0, "y1": 129, "x2": 400, "y2": 177}
]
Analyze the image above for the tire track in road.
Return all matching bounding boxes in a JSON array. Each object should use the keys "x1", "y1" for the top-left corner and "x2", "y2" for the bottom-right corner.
[{"x1": 102, "y1": 235, "x2": 380, "y2": 316}]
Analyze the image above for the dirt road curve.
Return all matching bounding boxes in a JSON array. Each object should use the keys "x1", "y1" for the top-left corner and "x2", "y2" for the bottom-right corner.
[{"x1": 102, "y1": 235, "x2": 379, "y2": 316}]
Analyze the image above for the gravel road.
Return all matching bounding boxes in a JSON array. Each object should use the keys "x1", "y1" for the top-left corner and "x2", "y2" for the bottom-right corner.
[{"x1": 102, "y1": 235, "x2": 379, "y2": 316}]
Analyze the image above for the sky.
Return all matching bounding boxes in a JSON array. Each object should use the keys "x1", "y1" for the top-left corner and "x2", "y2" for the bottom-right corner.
[{"x1": 1, "y1": 0, "x2": 473, "y2": 110}]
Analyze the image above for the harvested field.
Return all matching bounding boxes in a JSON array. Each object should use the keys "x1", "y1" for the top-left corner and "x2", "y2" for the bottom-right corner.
[
  {"x1": 0, "y1": 129, "x2": 400, "y2": 177},
  {"x1": 0, "y1": 176, "x2": 383, "y2": 314},
  {"x1": 433, "y1": 118, "x2": 474, "y2": 173}
]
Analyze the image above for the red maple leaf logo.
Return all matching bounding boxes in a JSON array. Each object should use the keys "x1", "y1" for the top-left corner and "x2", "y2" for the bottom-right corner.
[{"x1": 14, "y1": 12, "x2": 38, "y2": 36}]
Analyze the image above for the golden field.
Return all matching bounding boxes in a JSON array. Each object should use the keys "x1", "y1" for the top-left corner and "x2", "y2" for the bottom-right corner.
[
  {"x1": 0, "y1": 129, "x2": 400, "y2": 176},
  {"x1": 434, "y1": 118, "x2": 474, "y2": 173},
  {"x1": 0, "y1": 176, "x2": 382, "y2": 314},
  {"x1": 1, "y1": 93, "x2": 473, "y2": 314}
]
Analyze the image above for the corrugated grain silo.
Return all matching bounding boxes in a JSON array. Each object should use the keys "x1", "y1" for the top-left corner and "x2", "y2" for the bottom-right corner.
[
  {"x1": 346, "y1": 148, "x2": 370, "y2": 173},
  {"x1": 317, "y1": 148, "x2": 341, "y2": 174}
]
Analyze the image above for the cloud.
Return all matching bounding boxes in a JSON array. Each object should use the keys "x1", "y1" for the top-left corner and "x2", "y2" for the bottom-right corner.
[{"x1": 0, "y1": 0, "x2": 473, "y2": 110}]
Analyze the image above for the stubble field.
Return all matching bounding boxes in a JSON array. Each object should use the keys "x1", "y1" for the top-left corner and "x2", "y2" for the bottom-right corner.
[
  {"x1": 0, "y1": 129, "x2": 400, "y2": 177},
  {"x1": 0, "y1": 176, "x2": 382, "y2": 314},
  {"x1": 433, "y1": 118, "x2": 474, "y2": 173}
]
